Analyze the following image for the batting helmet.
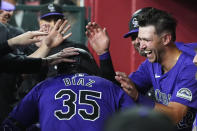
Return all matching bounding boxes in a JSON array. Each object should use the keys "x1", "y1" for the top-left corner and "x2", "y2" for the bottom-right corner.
[
  {"x1": 57, "y1": 43, "x2": 100, "y2": 76},
  {"x1": 123, "y1": 7, "x2": 153, "y2": 38}
]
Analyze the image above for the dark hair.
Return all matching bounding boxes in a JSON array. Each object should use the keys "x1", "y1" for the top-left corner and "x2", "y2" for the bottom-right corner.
[
  {"x1": 105, "y1": 106, "x2": 175, "y2": 131},
  {"x1": 57, "y1": 43, "x2": 100, "y2": 76},
  {"x1": 138, "y1": 8, "x2": 177, "y2": 42}
]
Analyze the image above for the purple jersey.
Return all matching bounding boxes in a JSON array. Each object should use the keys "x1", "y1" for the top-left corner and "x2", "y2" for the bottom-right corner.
[
  {"x1": 129, "y1": 53, "x2": 197, "y2": 131},
  {"x1": 175, "y1": 42, "x2": 197, "y2": 57},
  {"x1": 9, "y1": 73, "x2": 135, "y2": 131}
]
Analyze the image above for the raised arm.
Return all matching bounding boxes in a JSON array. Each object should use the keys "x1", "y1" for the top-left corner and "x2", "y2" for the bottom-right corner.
[
  {"x1": 86, "y1": 22, "x2": 117, "y2": 83},
  {"x1": 7, "y1": 31, "x2": 48, "y2": 48},
  {"x1": 0, "y1": 47, "x2": 78, "y2": 73},
  {"x1": 29, "y1": 19, "x2": 72, "y2": 58},
  {"x1": 0, "y1": 31, "x2": 47, "y2": 56}
]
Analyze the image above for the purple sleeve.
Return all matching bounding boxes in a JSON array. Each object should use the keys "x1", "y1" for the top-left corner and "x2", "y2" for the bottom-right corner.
[
  {"x1": 118, "y1": 89, "x2": 136, "y2": 109},
  {"x1": 136, "y1": 93, "x2": 155, "y2": 108},
  {"x1": 175, "y1": 42, "x2": 197, "y2": 56},
  {"x1": 109, "y1": 82, "x2": 136, "y2": 110},
  {"x1": 99, "y1": 52, "x2": 110, "y2": 60},
  {"x1": 170, "y1": 64, "x2": 197, "y2": 109},
  {"x1": 9, "y1": 83, "x2": 42, "y2": 126},
  {"x1": 129, "y1": 60, "x2": 152, "y2": 93}
]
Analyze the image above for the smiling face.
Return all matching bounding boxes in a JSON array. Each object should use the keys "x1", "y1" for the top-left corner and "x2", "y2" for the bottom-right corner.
[
  {"x1": 129, "y1": 32, "x2": 146, "y2": 56},
  {"x1": 138, "y1": 25, "x2": 164, "y2": 63},
  {"x1": 0, "y1": 10, "x2": 13, "y2": 24}
]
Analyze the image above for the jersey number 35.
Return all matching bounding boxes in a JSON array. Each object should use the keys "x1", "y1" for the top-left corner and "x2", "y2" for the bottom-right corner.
[{"x1": 54, "y1": 89, "x2": 102, "y2": 121}]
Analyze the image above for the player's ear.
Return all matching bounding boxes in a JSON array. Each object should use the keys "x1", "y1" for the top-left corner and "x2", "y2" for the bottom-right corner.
[{"x1": 161, "y1": 33, "x2": 171, "y2": 46}]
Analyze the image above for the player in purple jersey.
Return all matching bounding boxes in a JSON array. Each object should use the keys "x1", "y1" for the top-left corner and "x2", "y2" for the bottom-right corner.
[
  {"x1": 191, "y1": 45, "x2": 197, "y2": 131},
  {"x1": 115, "y1": 8, "x2": 197, "y2": 131},
  {"x1": 87, "y1": 8, "x2": 197, "y2": 131},
  {"x1": 86, "y1": 7, "x2": 197, "y2": 84},
  {"x1": 1, "y1": 44, "x2": 135, "y2": 131}
]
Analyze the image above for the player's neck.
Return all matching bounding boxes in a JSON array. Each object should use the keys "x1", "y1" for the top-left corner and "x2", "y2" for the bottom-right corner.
[{"x1": 161, "y1": 45, "x2": 182, "y2": 74}]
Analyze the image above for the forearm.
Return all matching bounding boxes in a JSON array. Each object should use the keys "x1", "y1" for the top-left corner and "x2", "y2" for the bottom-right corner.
[
  {"x1": 0, "y1": 54, "x2": 43, "y2": 73},
  {"x1": 99, "y1": 52, "x2": 119, "y2": 84},
  {"x1": 28, "y1": 43, "x2": 50, "y2": 58},
  {"x1": 136, "y1": 93, "x2": 188, "y2": 124},
  {"x1": 154, "y1": 102, "x2": 188, "y2": 124},
  {"x1": 0, "y1": 41, "x2": 13, "y2": 56}
]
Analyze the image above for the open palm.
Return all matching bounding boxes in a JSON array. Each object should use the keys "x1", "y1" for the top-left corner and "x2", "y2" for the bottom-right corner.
[
  {"x1": 43, "y1": 19, "x2": 72, "y2": 49},
  {"x1": 86, "y1": 22, "x2": 110, "y2": 55}
]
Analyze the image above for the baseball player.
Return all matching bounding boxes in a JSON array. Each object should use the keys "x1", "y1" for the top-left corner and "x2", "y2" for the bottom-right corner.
[
  {"x1": 0, "y1": 18, "x2": 74, "y2": 123},
  {"x1": 1, "y1": 44, "x2": 135, "y2": 131},
  {"x1": 86, "y1": 8, "x2": 197, "y2": 131},
  {"x1": 115, "y1": 8, "x2": 197, "y2": 131},
  {"x1": 86, "y1": 7, "x2": 197, "y2": 84},
  {"x1": 191, "y1": 45, "x2": 197, "y2": 131}
]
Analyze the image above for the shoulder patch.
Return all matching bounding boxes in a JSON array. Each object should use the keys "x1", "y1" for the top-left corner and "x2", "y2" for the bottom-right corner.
[{"x1": 176, "y1": 88, "x2": 192, "y2": 101}]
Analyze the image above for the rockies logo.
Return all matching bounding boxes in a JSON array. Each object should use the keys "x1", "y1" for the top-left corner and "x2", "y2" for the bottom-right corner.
[
  {"x1": 132, "y1": 17, "x2": 139, "y2": 28},
  {"x1": 48, "y1": 4, "x2": 55, "y2": 12}
]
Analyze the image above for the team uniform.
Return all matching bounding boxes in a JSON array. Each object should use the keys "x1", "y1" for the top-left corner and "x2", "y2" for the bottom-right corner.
[
  {"x1": 175, "y1": 42, "x2": 197, "y2": 57},
  {"x1": 4, "y1": 73, "x2": 135, "y2": 131},
  {"x1": 99, "y1": 42, "x2": 197, "y2": 84},
  {"x1": 129, "y1": 52, "x2": 197, "y2": 131}
]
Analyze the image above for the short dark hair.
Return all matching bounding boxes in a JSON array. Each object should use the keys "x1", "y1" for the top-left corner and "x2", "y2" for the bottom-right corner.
[
  {"x1": 105, "y1": 106, "x2": 175, "y2": 131},
  {"x1": 138, "y1": 8, "x2": 177, "y2": 42}
]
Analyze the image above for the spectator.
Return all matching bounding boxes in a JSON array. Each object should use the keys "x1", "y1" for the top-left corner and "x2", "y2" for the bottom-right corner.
[
  {"x1": 0, "y1": 0, "x2": 24, "y2": 41},
  {"x1": 0, "y1": 19, "x2": 76, "y2": 123},
  {"x1": 15, "y1": 3, "x2": 72, "y2": 105}
]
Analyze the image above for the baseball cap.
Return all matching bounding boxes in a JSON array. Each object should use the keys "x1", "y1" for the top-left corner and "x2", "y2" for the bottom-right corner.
[
  {"x1": 40, "y1": 3, "x2": 64, "y2": 19},
  {"x1": 123, "y1": 7, "x2": 153, "y2": 38},
  {"x1": 105, "y1": 106, "x2": 175, "y2": 131},
  {"x1": 0, "y1": 0, "x2": 15, "y2": 11}
]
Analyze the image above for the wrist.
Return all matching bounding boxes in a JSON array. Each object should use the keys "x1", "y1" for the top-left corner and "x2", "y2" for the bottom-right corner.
[
  {"x1": 99, "y1": 51, "x2": 110, "y2": 60},
  {"x1": 136, "y1": 93, "x2": 155, "y2": 108},
  {"x1": 7, "y1": 38, "x2": 16, "y2": 48},
  {"x1": 97, "y1": 49, "x2": 109, "y2": 55}
]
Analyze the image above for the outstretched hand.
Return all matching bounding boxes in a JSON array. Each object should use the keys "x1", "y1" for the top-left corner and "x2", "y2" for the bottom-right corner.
[
  {"x1": 42, "y1": 47, "x2": 79, "y2": 66},
  {"x1": 115, "y1": 71, "x2": 139, "y2": 101},
  {"x1": 42, "y1": 19, "x2": 72, "y2": 49},
  {"x1": 7, "y1": 31, "x2": 48, "y2": 47},
  {"x1": 86, "y1": 22, "x2": 110, "y2": 55}
]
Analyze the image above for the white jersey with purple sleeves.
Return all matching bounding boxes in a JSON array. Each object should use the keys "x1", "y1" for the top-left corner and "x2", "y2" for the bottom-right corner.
[
  {"x1": 129, "y1": 52, "x2": 197, "y2": 131},
  {"x1": 9, "y1": 73, "x2": 135, "y2": 131}
]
